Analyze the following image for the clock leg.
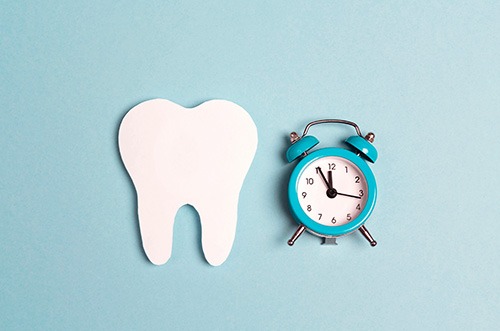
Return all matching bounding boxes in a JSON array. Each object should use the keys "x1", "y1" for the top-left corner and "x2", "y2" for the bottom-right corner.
[
  {"x1": 359, "y1": 225, "x2": 377, "y2": 247},
  {"x1": 288, "y1": 225, "x2": 306, "y2": 246}
]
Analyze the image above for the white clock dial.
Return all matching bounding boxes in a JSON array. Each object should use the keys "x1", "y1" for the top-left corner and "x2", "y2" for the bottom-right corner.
[{"x1": 297, "y1": 156, "x2": 368, "y2": 227}]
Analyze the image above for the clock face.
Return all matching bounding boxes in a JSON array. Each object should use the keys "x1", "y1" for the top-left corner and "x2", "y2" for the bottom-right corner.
[{"x1": 297, "y1": 156, "x2": 369, "y2": 227}]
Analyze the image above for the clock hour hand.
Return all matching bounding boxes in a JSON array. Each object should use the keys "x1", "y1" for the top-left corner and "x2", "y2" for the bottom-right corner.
[
  {"x1": 328, "y1": 170, "x2": 333, "y2": 188},
  {"x1": 316, "y1": 167, "x2": 332, "y2": 189},
  {"x1": 336, "y1": 192, "x2": 361, "y2": 199}
]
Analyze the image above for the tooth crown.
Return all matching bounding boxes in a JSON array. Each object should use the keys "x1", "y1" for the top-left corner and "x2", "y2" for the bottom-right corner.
[{"x1": 118, "y1": 99, "x2": 258, "y2": 266}]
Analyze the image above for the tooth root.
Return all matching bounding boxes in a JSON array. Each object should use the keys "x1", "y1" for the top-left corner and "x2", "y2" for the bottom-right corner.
[
  {"x1": 137, "y1": 193, "x2": 180, "y2": 266},
  {"x1": 196, "y1": 195, "x2": 239, "y2": 266}
]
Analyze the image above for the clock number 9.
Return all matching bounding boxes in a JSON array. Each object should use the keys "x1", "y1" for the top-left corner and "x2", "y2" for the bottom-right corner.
[{"x1": 302, "y1": 192, "x2": 307, "y2": 199}]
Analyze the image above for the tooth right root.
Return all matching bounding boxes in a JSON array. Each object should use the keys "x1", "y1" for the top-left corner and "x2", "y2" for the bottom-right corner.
[{"x1": 196, "y1": 197, "x2": 239, "y2": 266}]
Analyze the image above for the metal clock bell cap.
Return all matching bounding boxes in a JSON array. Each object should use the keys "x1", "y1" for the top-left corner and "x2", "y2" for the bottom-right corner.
[
  {"x1": 344, "y1": 134, "x2": 378, "y2": 163},
  {"x1": 285, "y1": 135, "x2": 319, "y2": 162}
]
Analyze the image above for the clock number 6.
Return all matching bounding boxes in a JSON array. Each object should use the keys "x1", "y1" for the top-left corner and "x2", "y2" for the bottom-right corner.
[{"x1": 331, "y1": 217, "x2": 337, "y2": 224}]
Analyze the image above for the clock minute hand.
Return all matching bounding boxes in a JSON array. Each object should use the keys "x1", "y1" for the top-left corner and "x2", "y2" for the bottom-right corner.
[
  {"x1": 336, "y1": 192, "x2": 361, "y2": 199},
  {"x1": 315, "y1": 167, "x2": 332, "y2": 189}
]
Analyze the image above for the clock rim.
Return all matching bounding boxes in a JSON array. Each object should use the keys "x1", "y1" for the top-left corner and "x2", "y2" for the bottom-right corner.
[{"x1": 288, "y1": 147, "x2": 377, "y2": 237}]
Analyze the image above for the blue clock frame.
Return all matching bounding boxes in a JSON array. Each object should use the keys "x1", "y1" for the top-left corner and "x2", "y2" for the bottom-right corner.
[{"x1": 288, "y1": 147, "x2": 377, "y2": 237}]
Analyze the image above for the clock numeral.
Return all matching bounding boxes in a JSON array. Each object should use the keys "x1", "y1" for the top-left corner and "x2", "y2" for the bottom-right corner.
[
  {"x1": 318, "y1": 213, "x2": 322, "y2": 220},
  {"x1": 354, "y1": 176, "x2": 360, "y2": 183},
  {"x1": 345, "y1": 166, "x2": 348, "y2": 173},
  {"x1": 347, "y1": 213, "x2": 352, "y2": 221},
  {"x1": 302, "y1": 192, "x2": 307, "y2": 199},
  {"x1": 307, "y1": 205, "x2": 312, "y2": 212},
  {"x1": 359, "y1": 190, "x2": 364, "y2": 197},
  {"x1": 356, "y1": 204, "x2": 361, "y2": 210},
  {"x1": 331, "y1": 217, "x2": 337, "y2": 224},
  {"x1": 305, "y1": 178, "x2": 314, "y2": 185},
  {"x1": 329, "y1": 163, "x2": 336, "y2": 170}
]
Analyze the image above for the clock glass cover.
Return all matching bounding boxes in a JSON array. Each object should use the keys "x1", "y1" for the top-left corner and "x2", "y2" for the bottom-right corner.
[{"x1": 297, "y1": 156, "x2": 368, "y2": 227}]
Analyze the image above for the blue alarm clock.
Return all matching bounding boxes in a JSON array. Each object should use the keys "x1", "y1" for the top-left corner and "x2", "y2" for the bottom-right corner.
[{"x1": 286, "y1": 119, "x2": 379, "y2": 247}]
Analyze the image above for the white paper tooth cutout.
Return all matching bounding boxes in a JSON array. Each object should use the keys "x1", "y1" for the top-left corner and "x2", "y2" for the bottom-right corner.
[{"x1": 118, "y1": 99, "x2": 258, "y2": 266}]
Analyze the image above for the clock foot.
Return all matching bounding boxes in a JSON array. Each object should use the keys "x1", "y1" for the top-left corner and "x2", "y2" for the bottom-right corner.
[
  {"x1": 359, "y1": 225, "x2": 377, "y2": 247},
  {"x1": 288, "y1": 225, "x2": 306, "y2": 246},
  {"x1": 322, "y1": 237, "x2": 338, "y2": 245}
]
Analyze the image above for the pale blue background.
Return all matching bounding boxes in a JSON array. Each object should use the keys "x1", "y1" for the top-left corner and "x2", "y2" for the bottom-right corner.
[{"x1": 1, "y1": 1, "x2": 499, "y2": 330}]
